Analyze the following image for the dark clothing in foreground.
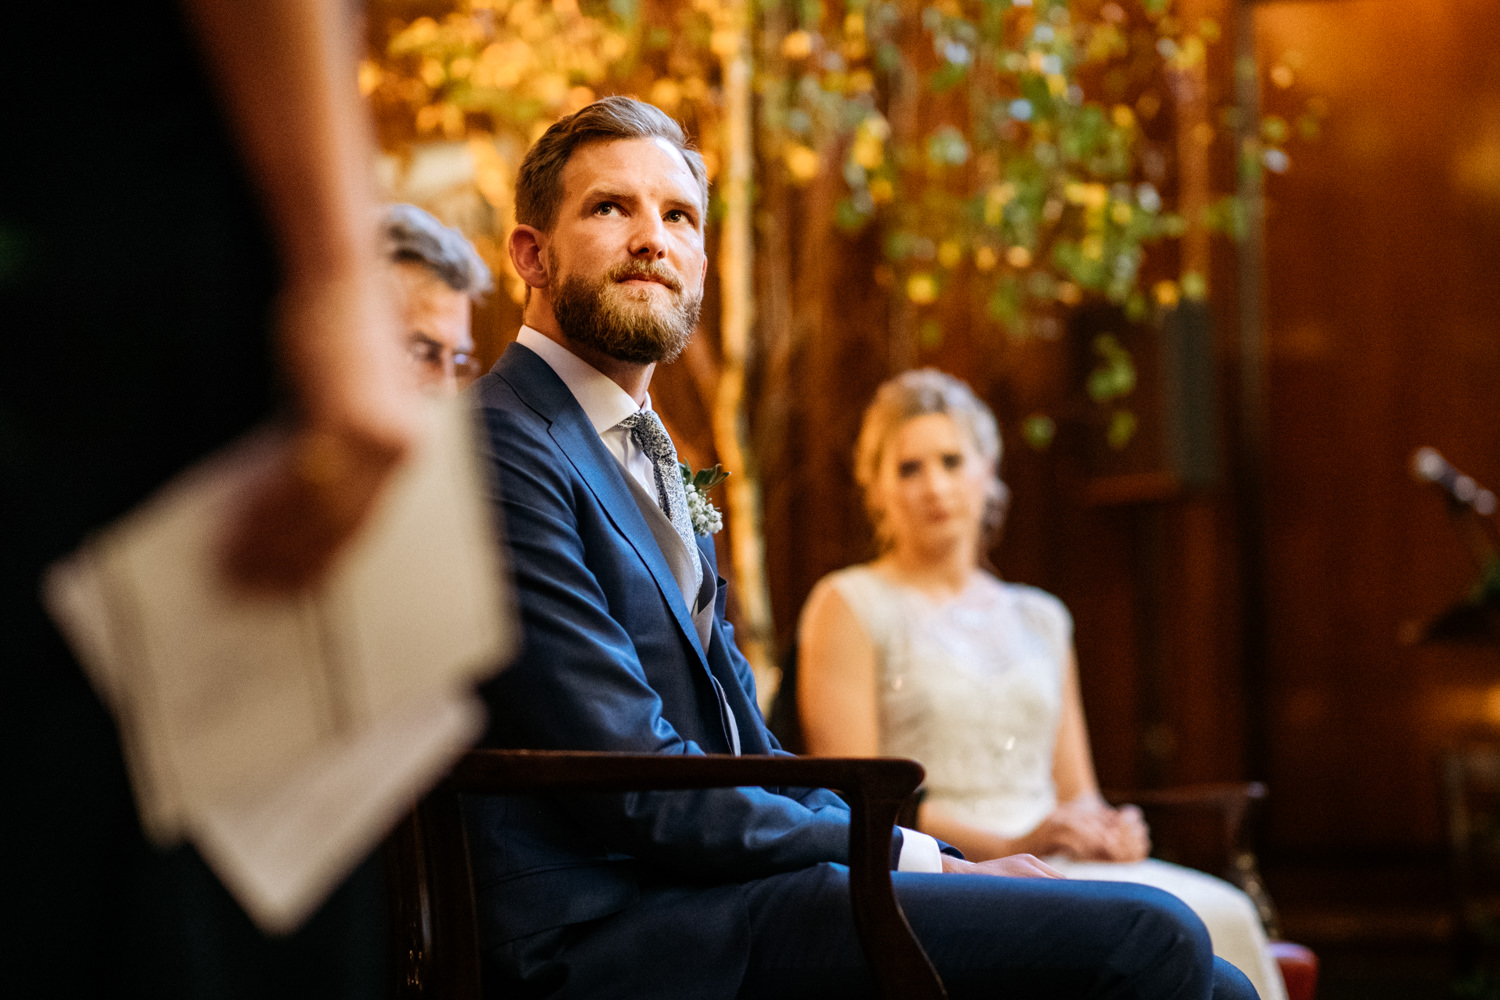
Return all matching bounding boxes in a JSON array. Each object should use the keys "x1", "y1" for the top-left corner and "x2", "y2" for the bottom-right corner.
[{"x1": 1, "y1": 5, "x2": 385, "y2": 996}]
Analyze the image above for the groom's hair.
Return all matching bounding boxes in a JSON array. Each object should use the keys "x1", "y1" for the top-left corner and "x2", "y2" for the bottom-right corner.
[{"x1": 515, "y1": 96, "x2": 708, "y2": 234}]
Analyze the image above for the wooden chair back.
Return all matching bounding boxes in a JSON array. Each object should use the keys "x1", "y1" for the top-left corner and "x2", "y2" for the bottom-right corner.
[{"x1": 387, "y1": 749, "x2": 947, "y2": 999}]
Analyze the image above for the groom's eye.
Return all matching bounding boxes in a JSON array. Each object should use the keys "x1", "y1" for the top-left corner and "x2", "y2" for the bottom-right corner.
[
  {"x1": 593, "y1": 202, "x2": 619, "y2": 216},
  {"x1": 941, "y1": 453, "x2": 964, "y2": 470}
]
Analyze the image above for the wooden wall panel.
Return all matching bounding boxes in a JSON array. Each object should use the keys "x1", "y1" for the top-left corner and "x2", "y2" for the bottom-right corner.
[{"x1": 1253, "y1": 0, "x2": 1500, "y2": 853}]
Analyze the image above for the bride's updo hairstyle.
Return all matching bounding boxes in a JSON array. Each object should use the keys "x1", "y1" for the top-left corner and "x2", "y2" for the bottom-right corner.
[{"x1": 853, "y1": 368, "x2": 1009, "y2": 551}]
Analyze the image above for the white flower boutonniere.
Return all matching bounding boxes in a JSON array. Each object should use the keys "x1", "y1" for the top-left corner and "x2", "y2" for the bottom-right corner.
[{"x1": 679, "y1": 462, "x2": 729, "y2": 536}]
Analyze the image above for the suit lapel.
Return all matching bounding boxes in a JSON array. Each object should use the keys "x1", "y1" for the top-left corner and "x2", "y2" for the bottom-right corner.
[
  {"x1": 621, "y1": 471, "x2": 717, "y2": 651},
  {"x1": 495, "y1": 345, "x2": 711, "y2": 666}
]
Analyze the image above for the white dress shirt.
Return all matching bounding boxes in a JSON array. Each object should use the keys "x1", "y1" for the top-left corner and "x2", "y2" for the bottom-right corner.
[
  {"x1": 516, "y1": 327, "x2": 665, "y2": 501},
  {"x1": 512, "y1": 327, "x2": 944, "y2": 874}
]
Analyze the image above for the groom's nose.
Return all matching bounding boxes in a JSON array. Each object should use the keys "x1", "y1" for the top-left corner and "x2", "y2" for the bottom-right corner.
[{"x1": 628, "y1": 214, "x2": 669, "y2": 260}]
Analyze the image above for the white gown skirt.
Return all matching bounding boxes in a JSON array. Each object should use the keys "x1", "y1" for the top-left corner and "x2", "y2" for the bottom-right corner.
[{"x1": 1048, "y1": 857, "x2": 1287, "y2": 1000}]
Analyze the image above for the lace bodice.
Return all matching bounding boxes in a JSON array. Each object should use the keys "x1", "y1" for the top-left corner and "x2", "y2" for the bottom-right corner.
[
  {"x1": 823, "y1": 566, "x2": 1073, "y2": 838},
  {"x1": 813, "y1": 566, "x2": 1290, "y2": 1000}
]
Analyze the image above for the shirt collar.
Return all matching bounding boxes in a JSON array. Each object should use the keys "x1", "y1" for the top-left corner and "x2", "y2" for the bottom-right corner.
[{"x1": 516, "y1": 326, "x2": 651, "y2": 431}]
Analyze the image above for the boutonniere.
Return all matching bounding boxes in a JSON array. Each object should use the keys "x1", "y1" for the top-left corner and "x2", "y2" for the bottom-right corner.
[{"x1": 680, "y1": 462, "x2": 729, "y2": 535}]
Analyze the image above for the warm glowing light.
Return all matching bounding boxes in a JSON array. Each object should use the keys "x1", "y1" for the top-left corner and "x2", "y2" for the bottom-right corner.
[
  {"x1": 535, "y1": 72, "x2": 568, "y2": 106},
  {"x1": 906, "y1": 273, "x2": 939, "y2": 304},
  {"x1": 782, "y1": 30, "x2": 813, "y2": 60},
  {"x1": 650, "y1": 78, "x2": 683, "y2": 112},
  {"x1": 404, "y1": 16, "x2": 439, "y2": 45},
  {"x1": 700, "y1": 148, "x2": 721, "y2": 182},
  {"x1": 984, "y1": 182, "x2": 1016, "y2": 225},
  {"x1": 710, "y1": 28, "x2": 740, "y2": 58},
  {"x1": 566, "y1": 86, "x2": 595, "y2": 113},
  {"x1": 358, "y1": 61, "x2": 383, "y2": 97},
  {"x1": 469, "y1": 139, "x2": 513, "y2": 211},
  {"x1": 1171, "y1": 36, "x2": 1206, "y2": 72},
  {"x1": 784, "y1": 144, "x2": 820, "y2": 182},
  {"x1": 1181, "y1": 272, "x2": 1208, "y2": 301},
  {"x1": 852, "y1": 132, "x2": 884, "y2": 170}
]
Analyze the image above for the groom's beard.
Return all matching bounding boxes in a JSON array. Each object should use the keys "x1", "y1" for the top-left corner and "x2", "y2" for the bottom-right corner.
[{"x1": 550, "y1": 259, "x2": 702, "y2": 365}]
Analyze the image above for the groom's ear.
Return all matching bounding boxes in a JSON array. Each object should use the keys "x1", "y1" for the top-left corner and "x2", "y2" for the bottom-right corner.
[{"x1": 509, "y1": 224, "x2": 550, "y2": 289}]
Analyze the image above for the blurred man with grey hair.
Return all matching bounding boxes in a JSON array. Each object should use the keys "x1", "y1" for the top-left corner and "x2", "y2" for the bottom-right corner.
[{"x1": 382, "y1": 203, "x2": 493, "y2": 394}]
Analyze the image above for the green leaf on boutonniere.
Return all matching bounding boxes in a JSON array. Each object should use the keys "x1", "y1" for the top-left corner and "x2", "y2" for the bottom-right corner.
[{"x1": 681, "y1": 462, "x2": 730, "y2": 492}]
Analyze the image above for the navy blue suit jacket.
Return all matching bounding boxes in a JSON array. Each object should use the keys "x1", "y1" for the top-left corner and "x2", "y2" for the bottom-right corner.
[{"x1": 468, "y1": 344, "x2": 900, "y2": 982}]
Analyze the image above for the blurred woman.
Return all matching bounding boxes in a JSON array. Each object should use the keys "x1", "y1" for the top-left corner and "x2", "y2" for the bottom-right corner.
[{"x1": 797, "y1": 368, "x2": 1286, "y2": 1000}]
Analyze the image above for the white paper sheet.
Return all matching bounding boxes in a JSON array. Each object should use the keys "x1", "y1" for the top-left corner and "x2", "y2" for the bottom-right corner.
[{"x1": 43, "y1": 398, "x2": 514, "y2": 932}]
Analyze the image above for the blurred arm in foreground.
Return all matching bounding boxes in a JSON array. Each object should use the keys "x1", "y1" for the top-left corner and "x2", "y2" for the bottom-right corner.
[{"x1": 183, "y1": 0, "x2": 423, "y2": 590}]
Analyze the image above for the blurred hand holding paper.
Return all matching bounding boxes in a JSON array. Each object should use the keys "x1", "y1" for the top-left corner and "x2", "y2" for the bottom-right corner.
[{"x1": 43, "y1": 398, "x2": 514, "y2": 933}]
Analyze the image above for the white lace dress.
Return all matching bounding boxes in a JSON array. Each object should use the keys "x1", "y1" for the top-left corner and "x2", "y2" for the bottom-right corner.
[{"x1": 817, "y1": 565, "x2": 1286, "y2": 1000}]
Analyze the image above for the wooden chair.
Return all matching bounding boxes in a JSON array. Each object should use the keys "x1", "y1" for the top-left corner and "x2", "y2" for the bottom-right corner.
[
  {"x1": 1441, "y1": 741, "x2": 1500, "y2": 978},
  {"x1": 1105, "y1": 782, "x2": 1319, "y2": 1000},
  {"x1": 386, "y1": 749, "x2": 947, "y2": 999},
  {"x1": 1106, "y1": 782, "x2": 1281, "y2": 935}
]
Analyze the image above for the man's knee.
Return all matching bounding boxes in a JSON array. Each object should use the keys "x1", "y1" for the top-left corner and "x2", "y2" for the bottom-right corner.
[
  {"x1": 1118, "y1": 882, "x2": 1212, "y2": 953},
  {"x1": 1103, "y1": 883, "x2": 1219, "y2": 999},
  {"x1": 1210, "y1": 956, "x2": 1260, "y2": 1000}
]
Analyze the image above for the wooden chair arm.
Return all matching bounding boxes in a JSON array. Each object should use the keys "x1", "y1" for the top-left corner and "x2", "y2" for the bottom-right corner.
[
  {"x1": 1102, "y1": 781, "x2": 1279, "y2": 938},
  {"x1": 393, "y1": 749, "x2": 946, "y2": 1000},
  {"x1": 1106, "y1": 781, "x2": 1267, "y2": 812}
]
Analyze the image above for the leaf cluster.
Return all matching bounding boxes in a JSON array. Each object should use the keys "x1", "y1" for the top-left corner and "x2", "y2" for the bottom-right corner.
[
  {"x1": 681, "y1": 461, "x2": 731, "y2": 492},
  {"x1": 762, "y1": 0, "x2": 1213, "y2": 339},
  {"x1": 362, "y1": 1, "x2": 1321, "y2": 452}
]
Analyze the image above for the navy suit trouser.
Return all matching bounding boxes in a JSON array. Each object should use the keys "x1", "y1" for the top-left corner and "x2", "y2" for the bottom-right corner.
[
  {"x1": 491, "y1": 863, "x2": 1258, "y2": 999},
  {"x1": 739, "y1": 864, "x2": 1258, "y2": 999}
]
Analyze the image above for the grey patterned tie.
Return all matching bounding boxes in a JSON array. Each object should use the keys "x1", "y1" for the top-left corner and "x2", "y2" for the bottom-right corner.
[{"x1": 621, "y1": 410, "x2": 702, "y2": 594}]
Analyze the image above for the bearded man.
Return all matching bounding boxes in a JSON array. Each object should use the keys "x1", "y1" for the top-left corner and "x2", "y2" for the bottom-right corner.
[{"x1": 467, "y1": 96, "x2": 1259, "y2": 1000}]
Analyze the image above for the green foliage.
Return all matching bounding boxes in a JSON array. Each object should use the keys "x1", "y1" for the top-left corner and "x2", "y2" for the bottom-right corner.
[
  {"x1": 681, "y1": 461, "x2": 731, "y2": 492},
  {"x1": 1087, "y1": 332, "x2": 1137, "y2": 404},
  {"x1": 365, "y1": 1, "x2": 1273, "y2": 334},
  {"x1": 1106, "y1": 408, "x2": 1138, "y2": 449},
  {"x1": 767, "y1": 0, "x2": 1218, "y2": 341},
  {"x1": 1022, "y1": 413, "x2": 1057, "y2": 450},
  {"x1": 363, "y1": 0, "x2": 1318, "y2": 447}
]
